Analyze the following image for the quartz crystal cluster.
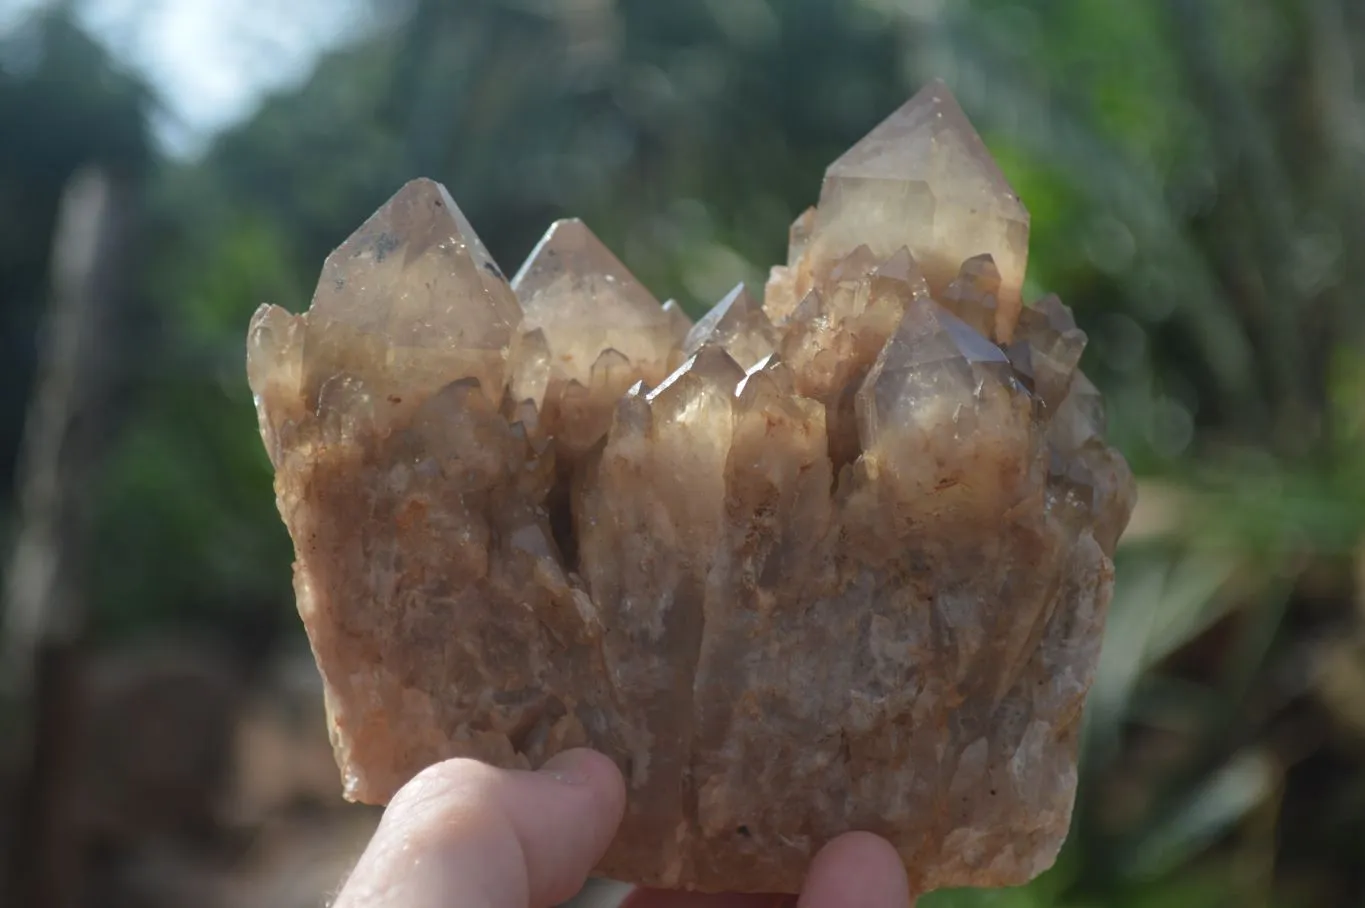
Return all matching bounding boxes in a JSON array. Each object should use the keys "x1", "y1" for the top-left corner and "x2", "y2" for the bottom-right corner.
[{"x1": 246, "y1": 80, "x2": 1135, "y2": 895}]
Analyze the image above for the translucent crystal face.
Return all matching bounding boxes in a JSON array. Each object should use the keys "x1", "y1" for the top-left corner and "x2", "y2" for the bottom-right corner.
[
  {"x1": 304, "y1": 178, "x2": 523, "y2": 405},
  {"x1": 511, "y1": 218, "x2": 683, "y2": 389},
  {"x1": 770, "y1": 80, "x2": 1030, "y2": 341},
  {"x1": 857, "y1": 296, "x2": 1013, "y2": 448},
  {"x1": 246, "y1": 80, "x2": 1135, "y2": 897},
  {"x1": 817, "y1": 82, "x2": 1028, "y2": 317},
  {"x1": 682, "y1": 283, "x2": 778, "y2": 370}
]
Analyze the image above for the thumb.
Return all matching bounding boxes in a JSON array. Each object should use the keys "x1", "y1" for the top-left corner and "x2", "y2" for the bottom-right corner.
[{"x1": 335, "y1": 749, "x2": 627, "y2": 908}]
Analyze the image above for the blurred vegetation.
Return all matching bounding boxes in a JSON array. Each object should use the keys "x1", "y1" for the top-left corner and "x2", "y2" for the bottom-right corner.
[{"x1": 3, "y1": 0, "x2": 1365, "y2": 905}]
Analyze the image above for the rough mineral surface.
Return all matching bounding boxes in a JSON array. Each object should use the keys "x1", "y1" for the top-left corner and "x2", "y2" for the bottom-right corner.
[{"x1": 247, "y1": 79, "x2": 1135, "y2": 896}]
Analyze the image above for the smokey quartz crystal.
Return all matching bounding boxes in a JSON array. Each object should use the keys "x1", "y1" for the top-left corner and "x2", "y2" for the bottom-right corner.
[{"x1": 247, "y1": 79, "x2": 1135, "y2": 895}]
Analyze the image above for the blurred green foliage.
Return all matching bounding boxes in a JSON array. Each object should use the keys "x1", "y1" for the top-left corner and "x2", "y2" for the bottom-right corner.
[{"x1": 4, "y1": 0, "x2": 1365, "y2": 904}]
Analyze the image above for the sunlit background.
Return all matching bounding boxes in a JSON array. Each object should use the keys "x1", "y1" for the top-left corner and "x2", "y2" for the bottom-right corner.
[{"x1": 2, "y1": 0, "x2": 1365, "y2": 905}]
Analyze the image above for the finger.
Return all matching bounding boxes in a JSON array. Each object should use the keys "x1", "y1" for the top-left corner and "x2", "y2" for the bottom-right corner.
[
  {"x1": 334, "y1": 748, "x2": 626, "y2": 908},
  {"x1": 619, "y1": 832, "x2": 911, "y2": 908},
  {"x1": 621, "y1": 890, "x2": 795, "y2": 908},
  {"x1": 797, "y1": 832, "x2": 913, "y2": 908}
]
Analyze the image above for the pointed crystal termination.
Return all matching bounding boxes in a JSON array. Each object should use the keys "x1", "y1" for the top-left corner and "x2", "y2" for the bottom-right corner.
[
  {"x1": 509, "y1": 327, "x2": 552, "y2": 409},
  {"x1": 1048, "y1": 370, "x2": 1106, "y2": 454},
  {"x1": 684, "y1": 283, "x2": 780, "y2": 370},
  {"x1": 941, "y1": 254, "x2": 1002, "y2": 340},
  {"x1": 829, "y1": 244, "x2": 880, "y2": 285},
  {"x1": 871, "y1": 247, "x2": 928, "y2": 296},
  {"x1": 1047, "y1": 371, "x2": 1136, "y2": 554},
  {"x1": 1012, "y1": 295, "x2": 1087, "y2": 412},
  {"x1": 858, "y1": 297, "x2": 1012, "y2": 440},
  {"x1": 856, "y1": 296, "x2": 1034, "y2": 510},
  {"x1": 557, "y1": 347, "x2": 642, "y2": 456},
  {"x1": 247, "y1": 303, "x2": 305, "y2": 468},
  {"x1": 807, "y1": 79, "x2": 1029, "y2": 340},
  {"x1": 512, "y1": 218, "x2": 681, "y2": 389},
  {"x1": 857, "y1": 246, "x2": 928, "y2": 342},
  {"x1": 302, "y1": 178, "x2": 523, "y2": 408}
]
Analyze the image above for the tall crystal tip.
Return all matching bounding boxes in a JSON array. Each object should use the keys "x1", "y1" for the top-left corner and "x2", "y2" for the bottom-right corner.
[
  {"x1": 511, "y1": 216, "x2": 662, "y2": 318},
  {"x1": 511, "y1": 218, "x2": 591, "y2": 289},
  {"x1": 826, "y1": 80, "x2": 1023, "y2": 211}
]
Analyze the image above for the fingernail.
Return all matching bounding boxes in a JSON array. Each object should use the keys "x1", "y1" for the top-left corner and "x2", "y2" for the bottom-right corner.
[{"x1": 538, "y1": 749, "x2": 591, "y2": 785}]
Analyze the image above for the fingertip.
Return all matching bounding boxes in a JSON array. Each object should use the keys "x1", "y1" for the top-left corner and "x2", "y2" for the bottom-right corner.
[
  {"x1": 541, "y1": 748, "x2": 627, "y2": 804},
  {"x1": 799, "y1": 832, "x2": 912, "y2": 908},
  {"x1": 335, "y1": 751, "x2": 628, "y2": 908},
  {"x1": 535, "y1": 748, "x2": 628, "y2": 888},
  {"x1": 538, "y1": 748, "x2": 627, "y2": 853},
  {"x1": 811, "y1": 830, "x2": 902, "y2": 868}
]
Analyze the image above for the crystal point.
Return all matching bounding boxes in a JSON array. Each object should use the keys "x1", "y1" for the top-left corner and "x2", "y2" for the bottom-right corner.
[
  {"x1": 304, "y1": 178, "x2": 523, "y2": 406},
  {"x1": 509, "y1": 327, "x2": 552, "y2": 408},
  {"x1": 684, "y1": 283, "x2": 779, "y2": 370},
  {"x1": 856, "y1": 297, "x2": 1023, "y2": 483},
  {"x1": 872, "y1": 246, "x2": 929, "y2": 298},
  {"x1": 1049, "y1": 370, "x2": 1106, "y2": 453},
  {"x1": 828, "y1": 244, "x2": 879, "y2": 284},
  {"x1": 512, "y1": 218, "x2": 677, "y2": 388},
  {"x1": 884, "y1": 297, "x2": 1008, "y2": 371},
  {"x1": 812, "y1": 80, "x2": 1028, "y2": 335},
  {"x1": 942, "y1": 253, "x2": 1002, "y2": 340},
  {"x1": 1016, "y1": 295, "x2": 1087, "y2": 412},
  {"x1": 650, "y1": 344, "x2": 746, "y2": 405},
  {"x1": 247, "y1": 304, "x2": 305, "y2": 467}
]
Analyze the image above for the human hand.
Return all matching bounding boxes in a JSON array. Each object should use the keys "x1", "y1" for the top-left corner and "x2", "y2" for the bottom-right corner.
[{"x1": 334, "y1": 749, "x2": 913, "y2": 908}]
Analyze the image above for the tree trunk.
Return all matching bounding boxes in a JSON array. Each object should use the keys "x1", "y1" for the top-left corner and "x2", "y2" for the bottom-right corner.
[{"x1": 2, "y1": 166, "x2": 134, "y2": 908}]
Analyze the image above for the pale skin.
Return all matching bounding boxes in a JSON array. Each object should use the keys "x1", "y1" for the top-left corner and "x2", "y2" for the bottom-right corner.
[{"x1": 334, "y1": 748, "x2": 914, "y2": 908}]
